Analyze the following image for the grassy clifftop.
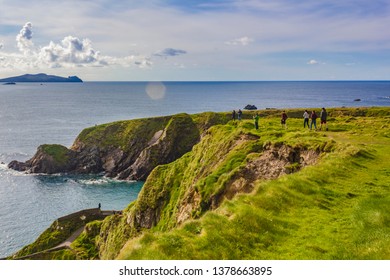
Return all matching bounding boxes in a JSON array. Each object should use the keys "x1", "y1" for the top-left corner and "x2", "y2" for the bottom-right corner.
[
  {"x1": 97, "y1": 107, "x2": 390, "y2": 260},
  {"x1": 12, "y1": 107, "x2": 390, "y2": 260}
]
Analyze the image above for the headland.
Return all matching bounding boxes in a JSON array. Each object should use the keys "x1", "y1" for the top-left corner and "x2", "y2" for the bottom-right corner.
[
  {"x1": 0, "y1": 73, "x2": 83, "y2": 83},
  {"x1": 6, "y1": 107, "x2": 390, "y2": 260}
]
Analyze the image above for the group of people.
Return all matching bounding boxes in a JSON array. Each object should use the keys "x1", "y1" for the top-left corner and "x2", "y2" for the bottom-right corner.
[
  {"x1": 278, "y1": 108, "x2": 328, "y2": 131},
  {"x1": 302, "y1": 108, "x2": 328, "y2": 131},
  {"x1": 232, "y1": 107, "x2": 329, "y2": 131},
  {"x1": 232, "y1": 109, "x2": 243, "y2": 121}
]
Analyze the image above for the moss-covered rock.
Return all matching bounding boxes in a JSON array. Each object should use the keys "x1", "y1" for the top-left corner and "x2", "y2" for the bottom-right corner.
[
  {"x1": 8, "y1": 144, "x2": 76, "y2": 174},
  {"x1": 8, "y1": 113, "x2": 202, "y2": 180}
]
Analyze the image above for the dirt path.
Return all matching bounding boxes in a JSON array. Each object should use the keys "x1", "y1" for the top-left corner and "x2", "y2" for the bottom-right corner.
[{"x1": 53, "y1": 226, "x2": 85, "y2": 250}]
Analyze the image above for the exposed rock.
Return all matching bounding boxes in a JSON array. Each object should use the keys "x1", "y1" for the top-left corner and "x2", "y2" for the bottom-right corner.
[
  {"x1": 7, "y1": 160, "x2": 28, "y2": 171},
  {"x1": 125, "y1": 114, "x2": 200, "y2": 181},
  {"x1": 8, "y1": 113, "x2": 200, "y2": 180},
  {"x1": 209, "y1": 143, "x2": 319, "y2": 210},
  {"x1": 244, "y1": 104, "x2": 257, "y2": 110},
  {"x1": 8, "y1": 144, "x2": 77, "y2": 174}
]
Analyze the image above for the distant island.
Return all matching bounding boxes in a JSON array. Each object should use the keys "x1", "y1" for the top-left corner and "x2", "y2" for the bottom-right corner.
[{"x1": 0, "y1": 73, "x2": 83, "y2": 83}]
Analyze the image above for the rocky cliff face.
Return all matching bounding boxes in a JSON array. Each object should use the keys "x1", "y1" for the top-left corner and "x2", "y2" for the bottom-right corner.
[
  {"x1": 8, "y1": 112, "x2": 228, "y2": 181},
  {"x1": 96, "y1": 121, "x2": 324, "y2": 259}
]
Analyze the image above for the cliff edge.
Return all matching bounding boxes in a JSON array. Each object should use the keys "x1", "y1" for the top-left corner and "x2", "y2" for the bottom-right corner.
[
  {"x1": 9, "y1": 107, "x2": 390, "y2": 260},
  {"x1": 9, "y1": 112, "x2": 229, "y2": 181}
]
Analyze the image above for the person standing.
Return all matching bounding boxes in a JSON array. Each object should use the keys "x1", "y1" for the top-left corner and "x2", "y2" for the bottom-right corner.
[
  {"x1": 320, "y1": 107, "x2": 328, "y2": 131},
  {"x1": 238, "y1": 109, "x2": 242, "y2": 120},
  {"x1": 253, "y1": 113, "x2": 260, "y2": 130},
  {"x1": 232, "y1": 110, "x2": 236, "y2": 120},
  {"x1": 303, "y1": 110, "x2": 310, "y2": 128},
  {"x1": 281, "y1": 111, "x2": 288, "y2": 129},
  {"x1": 310, "y1": 110, "x2": 318, "y2": 130}
]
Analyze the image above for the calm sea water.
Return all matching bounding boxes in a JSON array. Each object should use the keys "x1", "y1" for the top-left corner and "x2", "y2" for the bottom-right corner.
[{"x1": 0, "y1": 81, "x2": 389, "y2": 258}]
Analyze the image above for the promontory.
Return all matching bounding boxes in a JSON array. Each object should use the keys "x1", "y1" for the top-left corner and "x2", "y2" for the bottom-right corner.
[{"x1": 6, "y1": 107, "x2": 390, "y2": 260}]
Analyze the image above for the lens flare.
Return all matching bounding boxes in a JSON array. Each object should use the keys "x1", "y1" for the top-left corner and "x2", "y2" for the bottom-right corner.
[{"x1": 145, "y1": 82, "x2": 166, "y2": 100}]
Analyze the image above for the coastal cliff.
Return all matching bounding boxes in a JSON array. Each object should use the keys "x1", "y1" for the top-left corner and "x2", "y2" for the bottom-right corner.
[
  {"x1": 9, "y1": 112, "x2": 228, "y2": 180},
  {"x1": 9, "y1": 107, "x2": 390, "y2": 260}
]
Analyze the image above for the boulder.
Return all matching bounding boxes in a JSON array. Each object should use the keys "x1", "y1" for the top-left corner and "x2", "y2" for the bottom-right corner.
[{"x1": 244, "y1": 104, "x2": 257, "y2": 110}]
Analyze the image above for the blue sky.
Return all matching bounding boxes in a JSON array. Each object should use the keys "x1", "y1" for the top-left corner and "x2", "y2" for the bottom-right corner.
[{"x1": 0, "y1": 0, "x2": 389, "y2": 81}]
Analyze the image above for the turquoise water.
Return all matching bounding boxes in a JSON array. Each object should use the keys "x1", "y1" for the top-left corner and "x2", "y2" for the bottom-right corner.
[{"x1": 0, "y1": 81, "x2": 389, "y2": 258}]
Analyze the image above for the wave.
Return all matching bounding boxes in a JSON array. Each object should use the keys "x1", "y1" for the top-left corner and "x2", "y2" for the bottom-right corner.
[
  {"x1": 78, "y1": 177, "x2": 114, "y2": 185},
  {"x1": 78, "y1": 176, "x2": 137, "y2": 186},
  {"x1": 0, "y1": 162, "x2": 29, "y2": 177},
  {"x1": 0, "y1": 152, "x2": 30, "y2": 164},
  {"x1": 30, "y1": 173, "x2": 137, "y2": 187}
]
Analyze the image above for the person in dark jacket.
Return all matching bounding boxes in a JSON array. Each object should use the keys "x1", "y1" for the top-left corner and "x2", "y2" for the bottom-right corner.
[
  {"x1": 281, "y1": 111, "x2": 288, "y2": 129},
  {"x1": 310, "y1": 110, "x2": 318, "y2": 130},
  {"x1": 237, "y1": 109, "x2": 242, "y2": 120},
  {"x1": 320, "y1": 107, "x2": 328, "y2": 131}
]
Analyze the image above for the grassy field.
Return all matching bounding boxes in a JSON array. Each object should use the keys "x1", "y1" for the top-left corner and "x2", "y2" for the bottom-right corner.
[{"x1": 116, "y1": 108, "x2": 390, "y2": 260}]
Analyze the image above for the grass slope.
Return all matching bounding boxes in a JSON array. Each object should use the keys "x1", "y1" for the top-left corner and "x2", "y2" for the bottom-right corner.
[{"x1": 116, "y1": 108, "x2": 390, "y2": 260}]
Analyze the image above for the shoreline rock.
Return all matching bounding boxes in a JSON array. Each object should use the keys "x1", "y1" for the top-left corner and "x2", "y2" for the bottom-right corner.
[
  {"x1": 244, "y1": 104, "x2": 257, "y2": 110},
  {"x1": 8, "y1": 113, "x2": 204, "y2": 180}
]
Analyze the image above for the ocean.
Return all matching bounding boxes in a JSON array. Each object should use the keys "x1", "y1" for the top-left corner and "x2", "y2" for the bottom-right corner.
[{"x1": 0, "y1": 81, "x2": 389, "y2": 258}]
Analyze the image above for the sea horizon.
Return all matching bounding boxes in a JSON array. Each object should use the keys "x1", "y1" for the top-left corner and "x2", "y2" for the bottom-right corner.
[{"x1": 1, "y1": 80, "x2": 389, "y2": 258}]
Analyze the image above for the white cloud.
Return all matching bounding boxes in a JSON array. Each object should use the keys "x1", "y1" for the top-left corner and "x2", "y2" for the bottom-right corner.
[
  {"x1": 0, "y1": 22, "x2": 157, "y2": 71},
  {"x1": 307, "y1": 59, "x2": 319, "y2": 65},
  {"x1": 225, "y1": 36, "x2": 254, "y2": 46},
  {"x1": 16, "y1": 22, "x2": 34, "y2": 54},
  {"x1": 38, "y1": 36, "x2": 106, "y2": 67}
]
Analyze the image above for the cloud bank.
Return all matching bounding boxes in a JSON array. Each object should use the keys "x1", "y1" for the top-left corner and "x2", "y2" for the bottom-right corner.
[
  {"x1": 0, "y1": 0, "x2": 389, "y2": 80},
  {"x1": 0, "y1": 22, "x2": 180, "y2": 71}
]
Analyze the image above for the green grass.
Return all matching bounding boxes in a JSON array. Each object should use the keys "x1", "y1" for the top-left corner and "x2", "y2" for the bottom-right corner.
[
  {"x1": 40, "y1": 144, "x2": 70, "y2": 165},
  {"x1": 15, "y1": 107, "x2": 389, "y2": 260},
  {"x1": 116, "y1": 108, "x2": 390, "y2": 260},
  {"x1": 71, "y1": 220, "x2": 103, "y2": 260}
]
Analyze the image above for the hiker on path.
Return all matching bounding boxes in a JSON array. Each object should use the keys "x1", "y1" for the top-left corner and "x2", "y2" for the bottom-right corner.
[
  {"x1": 238, "y1": 109, "x2": 242, "y2": 120},
  {"x1": 253, "y1": 113, "x2": 260, "y2": 130},
  {"x1": 281, "y1": 111, "x2": 288, "y2": 129},
  {"x1": 310, "y1": 110, "x2": 318, "y2": 130},
  {"x1": 303, "y1": 110, "x2": 310, "y2": 128},
  {"x1": 320, "y1": 107, "x2": 328, "y2": 131}
]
